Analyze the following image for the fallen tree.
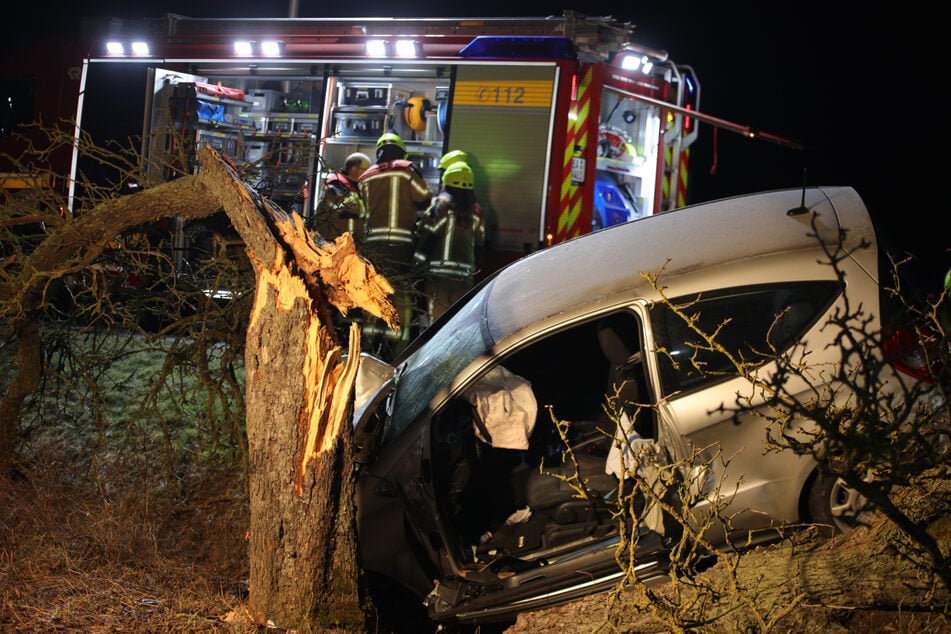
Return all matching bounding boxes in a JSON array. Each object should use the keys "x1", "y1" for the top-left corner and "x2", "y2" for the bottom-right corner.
[
  {"x1": 1, "y1": 145, "x2": 398, "y2": 631},
  {"x1": 505, "y1": 470, "x2": 951, "y2": 633}
]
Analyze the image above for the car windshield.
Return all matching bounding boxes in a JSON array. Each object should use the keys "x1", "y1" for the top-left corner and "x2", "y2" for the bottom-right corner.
[{"x1": 386, "y1": 285, "x2": 494, "y2": 442}]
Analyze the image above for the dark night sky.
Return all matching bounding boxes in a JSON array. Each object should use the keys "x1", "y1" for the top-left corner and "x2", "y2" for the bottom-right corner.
[{"x1": 6, "y1": 2, "x2": 946, "y2": 288}]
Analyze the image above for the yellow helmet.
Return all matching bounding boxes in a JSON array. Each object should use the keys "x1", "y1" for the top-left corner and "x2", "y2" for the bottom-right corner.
[
  {"x1": 376, "y1": 132, "x2": 406, "y2": 153},
  {"x1": 345, "y1": 152, "x2": 371, "y2": 170},
  {"x1": 438, "y1": 150, "x2": 469, "y2": 171},
  {"x1": 442, "y1": 162, "x2": 474, "y2": 189}
]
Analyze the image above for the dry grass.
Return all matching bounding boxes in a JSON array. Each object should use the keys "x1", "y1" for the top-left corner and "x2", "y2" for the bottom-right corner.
[
  {"x1": 0, "y1": 311, "x2": 257, "y2": 631},
  {"x1": 0, "y1": 461, "x2": 256, "y2": 632}
]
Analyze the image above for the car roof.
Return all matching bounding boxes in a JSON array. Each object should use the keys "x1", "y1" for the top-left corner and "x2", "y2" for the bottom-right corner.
[{"x1": 483, "y1": 186, "x2": 877, "y2": 344}]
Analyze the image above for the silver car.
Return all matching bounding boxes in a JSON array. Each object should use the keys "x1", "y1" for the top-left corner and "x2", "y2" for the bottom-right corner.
[{"x1": 351, "y1": 186, "x2": 903, "y2": 627}]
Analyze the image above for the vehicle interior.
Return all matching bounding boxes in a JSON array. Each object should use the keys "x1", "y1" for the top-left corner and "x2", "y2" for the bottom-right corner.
[{"x1": 429, "y1": 310, "x2": 663, "y2": 574}]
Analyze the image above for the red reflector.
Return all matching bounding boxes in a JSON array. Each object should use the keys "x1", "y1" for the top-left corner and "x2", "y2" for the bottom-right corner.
[{"x1": 883, "y1": 327, "x2": 933, "y2": 382}]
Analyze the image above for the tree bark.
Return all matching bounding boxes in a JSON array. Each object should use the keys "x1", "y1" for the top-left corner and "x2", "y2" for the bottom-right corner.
[
  {"x1": 194, "y1": 147, "x2": 397, "y2": 630},
  {"x1": 1, "y1": 146, "x2": 398, "y2": 630},
  {"x1": 0, "y1": 319, "x2": 41, "y2": 467}
]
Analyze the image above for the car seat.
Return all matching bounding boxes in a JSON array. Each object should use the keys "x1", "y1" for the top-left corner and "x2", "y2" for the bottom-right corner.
[{"x1": 597, "y1": 315, "x2": 641, "y2": 412}]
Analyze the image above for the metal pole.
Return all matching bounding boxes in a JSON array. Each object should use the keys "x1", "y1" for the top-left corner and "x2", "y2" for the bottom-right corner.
[
  {"x1": 67, "y1": 59, "x2": 91, "y2": 213},
  {"x1": 622, "y1": 91, "x2": 803, "y2": 151}
]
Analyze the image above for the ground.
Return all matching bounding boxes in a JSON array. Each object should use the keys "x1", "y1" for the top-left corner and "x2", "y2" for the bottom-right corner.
[
  {"x1": 0, "y1": 462, "x2": 255, "y2": 633},
  {"x1": 3, "y1": 462, "x2": 949, "y2": 633}
]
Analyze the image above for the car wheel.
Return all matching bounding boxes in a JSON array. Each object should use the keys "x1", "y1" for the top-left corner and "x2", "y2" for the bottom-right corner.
[{"x1": 806, "y1": 472, "x2": 869, "y2": 536}]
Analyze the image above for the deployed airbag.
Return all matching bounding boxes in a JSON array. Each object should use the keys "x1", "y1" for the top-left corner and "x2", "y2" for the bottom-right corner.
[{"x1": 464, "y1": 367, "x2": 538, "y2": 450}]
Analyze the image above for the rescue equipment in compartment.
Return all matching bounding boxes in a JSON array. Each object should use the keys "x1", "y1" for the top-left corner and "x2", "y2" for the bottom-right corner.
[
  {"x1": 437, "y1": 99, "x2": 448, "y2": 135},
  {"x1": 334, "y1": 112, "x2": 386, "y2": 138},
  {"x1": 404, "y1": 96, "x2": 431, "y2": 132},
  {"x1": 597, "y1": 128, "x2": 635, "y2": 161},
  {"x1": 595, "y1": 126, "x2": 641, "y2": 227}
]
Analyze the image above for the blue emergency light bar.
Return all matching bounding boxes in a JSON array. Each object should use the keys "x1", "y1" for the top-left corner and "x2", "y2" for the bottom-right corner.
[{"x1": 457, "y1": 36, "x2": 575, "y2": 60}]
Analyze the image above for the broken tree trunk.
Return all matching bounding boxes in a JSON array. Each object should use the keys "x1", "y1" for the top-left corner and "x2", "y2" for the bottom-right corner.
[
  {"x1": 195, "y1": 146, "x2": 398, "y2": 631},
  {"x1": 0, "y1": 144, "x2": 398, "y2": 630}
]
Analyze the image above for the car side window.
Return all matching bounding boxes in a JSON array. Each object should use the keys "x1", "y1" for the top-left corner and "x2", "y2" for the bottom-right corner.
[
  {"x1": 432, "y1": 310, "x2": 649, "y2": 474},
  {"x1": 650, "y1": 281, "x2": 842, "y2": 397},
  {"x1": 428, "y1": 310, "x2": 652, "y2": 556}
]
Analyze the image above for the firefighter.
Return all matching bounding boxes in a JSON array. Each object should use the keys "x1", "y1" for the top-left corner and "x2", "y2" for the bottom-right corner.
[
  {"x1": 359, "y1": 132, "x2": 433, "y2": 274},
  {"x1": 309, "y1": 152, "x2": 371, "y2": 241},
  {"x1": 413, "y1": 161, "x2": 485, "y2": 325},
  {"x1": 358, "y1": 132, "x2": 433, "y2": 355}
]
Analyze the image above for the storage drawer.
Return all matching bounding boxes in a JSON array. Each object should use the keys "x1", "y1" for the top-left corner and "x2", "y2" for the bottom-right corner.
[
  {"x1": 295, "y1": 121, "x2": 319, "y2": 135},
  {"x1": 333, "y1": 112, "x2": 385, "y2": 138},
  {"x1": 196, "y1": 130, "x2": 240, "y2": 157},
  {"x1": 338, "y1": 85, "x2": 390, "y2": 107},
  {"x1": 293, "y1": 116, "x2": 321, "y2": 135},
  {"x1": 247, "y1": 89, "x2": 286, "y2": 113},
  {"x1": 245, "y1": 141, "x2": 269, "y2": 163},
  {"x1": 270, "y1": 118, "x2": 292, "y2": 134}
]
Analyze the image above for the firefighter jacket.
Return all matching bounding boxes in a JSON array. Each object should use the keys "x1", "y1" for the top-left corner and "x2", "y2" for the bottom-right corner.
[
  {"x1": 311, "y1": 172, "x2": 366, "y2": 240},
  {"x1": 358, "y1": 159, "x2": 432, "y2": 248},
  {"x1": 413, "y1": 191, "x2": 486, "y2": 280}
]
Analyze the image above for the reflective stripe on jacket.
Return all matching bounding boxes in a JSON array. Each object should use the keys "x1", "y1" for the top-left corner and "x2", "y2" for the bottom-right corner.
[
  {"x1": 312, "y1": 172, "x2": 366, "y2": 239},
  {"x1": 414, "y1": 192, "x2": 485, "y2": 279},
  {"x1": 359, "y1": 159, "x2": 432, "y2": 246}
]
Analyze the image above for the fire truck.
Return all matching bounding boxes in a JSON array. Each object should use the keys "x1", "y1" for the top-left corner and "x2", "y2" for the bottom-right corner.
[
  {"x1": 6, "y1": 11, "x2": 802, "y2": 278},
  {"x1": 65, "y1": 10, "x2": 712, "y2": 274}
]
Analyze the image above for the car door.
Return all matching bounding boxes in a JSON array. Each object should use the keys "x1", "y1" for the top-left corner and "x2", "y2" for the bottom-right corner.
[
  {"x1": 413, "y1": 308, "x2": 675, "y2": 622},
  {"x1": 642, "y1": 281, "x2": 844, "y2": 542}
]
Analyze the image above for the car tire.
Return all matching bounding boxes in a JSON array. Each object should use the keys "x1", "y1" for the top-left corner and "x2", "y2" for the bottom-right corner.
[{"x1": 806, "y1": 471, "x2": 869, "y2": 537}]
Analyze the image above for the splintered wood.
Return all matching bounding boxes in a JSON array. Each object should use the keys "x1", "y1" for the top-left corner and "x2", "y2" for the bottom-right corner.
[
  {"x1": 196, "y1": 146, "x2": 398, "y2": 494},
  {"x1": 273, "y1": 212, "x2": 397, "y2": 322}
]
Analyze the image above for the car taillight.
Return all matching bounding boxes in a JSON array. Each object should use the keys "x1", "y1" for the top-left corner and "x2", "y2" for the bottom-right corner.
[{"x1": 883, "y1": 326, "x2": 934, "y2": 383}]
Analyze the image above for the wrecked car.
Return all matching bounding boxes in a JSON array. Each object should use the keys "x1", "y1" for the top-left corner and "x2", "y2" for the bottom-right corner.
[{"x1": 350, "y1": 186, "x2": 923, "y2": 626}]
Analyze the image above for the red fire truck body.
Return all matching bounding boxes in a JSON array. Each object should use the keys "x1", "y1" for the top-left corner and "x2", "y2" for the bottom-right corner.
[{"x1": 65, "y1": 11, "x2": 702, "y2": 272}]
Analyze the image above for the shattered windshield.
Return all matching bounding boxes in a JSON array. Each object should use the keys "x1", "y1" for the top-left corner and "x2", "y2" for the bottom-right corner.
[{"x1": 386, "y1": 287, "x2": 494, "y2": 442}]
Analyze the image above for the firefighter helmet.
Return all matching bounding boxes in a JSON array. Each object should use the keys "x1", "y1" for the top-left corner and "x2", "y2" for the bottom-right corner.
[
  {"x1": 442, "y1": 162, "x2": 474, "y2": 189},
  {"x1": 376, "y1": 132, "x2": 406, "y2": 153},
  {"x1": 438, "y1": 150, "x2": 469, "y2": 171},
  {"x1": 344, "y1": 152, "x2": 371, "y2": 170}
]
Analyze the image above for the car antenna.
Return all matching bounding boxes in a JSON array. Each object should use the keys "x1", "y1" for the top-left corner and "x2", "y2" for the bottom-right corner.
[{"x1": 786, "y1": 168, "x2": 809, "y2": 216}]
